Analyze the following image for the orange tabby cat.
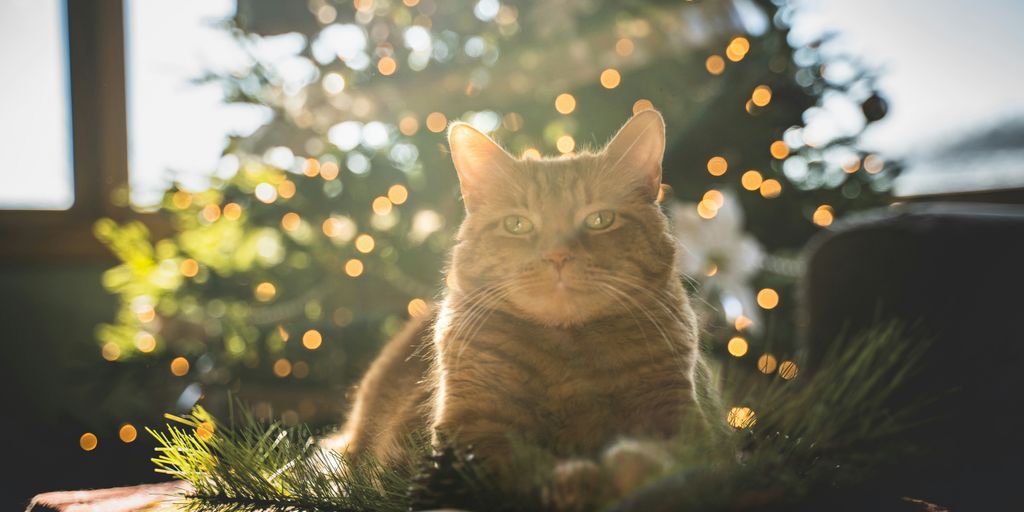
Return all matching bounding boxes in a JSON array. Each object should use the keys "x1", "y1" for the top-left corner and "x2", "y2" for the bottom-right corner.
[{"x1": 324, "y1": 110, "x2": 712, "y2": 505}]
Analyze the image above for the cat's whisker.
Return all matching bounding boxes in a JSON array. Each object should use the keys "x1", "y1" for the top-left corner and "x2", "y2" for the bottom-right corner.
[{"x1": 595, "y1": 281, "x2": 683, "y2": 366}]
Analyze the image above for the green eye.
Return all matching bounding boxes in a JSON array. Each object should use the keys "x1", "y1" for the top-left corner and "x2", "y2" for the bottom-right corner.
[
  {"x1": 503, "y1": 215, "x2": 534, "y2": 235},
  {"x1": 584, "y1": 210, "x2": 616, "y2": 230}
]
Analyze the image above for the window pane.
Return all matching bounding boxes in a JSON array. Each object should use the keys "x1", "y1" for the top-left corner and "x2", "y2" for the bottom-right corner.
[
  {"x1": 125, "y1": 0, "x2": 270, "y2": 208},
  {"x1": 0, "y1": 0, "x2": 73, "y2": 210}
]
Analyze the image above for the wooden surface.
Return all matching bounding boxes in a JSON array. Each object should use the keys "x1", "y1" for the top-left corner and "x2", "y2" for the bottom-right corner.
[{"x1": 27, "y1": 481, "x2": 189, "y2": 512}]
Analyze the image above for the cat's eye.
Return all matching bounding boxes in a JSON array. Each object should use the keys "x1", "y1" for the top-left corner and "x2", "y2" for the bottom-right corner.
[
  {"x1": 503, "y1": 215, "x2": 534, "y2": 235},
  {"x1": 584, "y1": 210, "x2": 616, "y2": 230}
]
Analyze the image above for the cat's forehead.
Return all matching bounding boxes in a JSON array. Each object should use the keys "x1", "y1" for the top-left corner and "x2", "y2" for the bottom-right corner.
[{"x1": 510, "y1": 153, "x2": 627, "y2": 208}]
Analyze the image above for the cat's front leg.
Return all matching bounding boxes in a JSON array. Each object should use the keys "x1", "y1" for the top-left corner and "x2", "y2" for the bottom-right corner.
[{"x1": 600, "y1": 438, "x2": 674, "y2": 496}]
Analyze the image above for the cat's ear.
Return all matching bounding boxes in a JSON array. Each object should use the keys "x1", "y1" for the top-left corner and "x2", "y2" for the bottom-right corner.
[
  {"x1": 448, "y1": 122, "x2": 516, "y2": 212},
  {"x1": 603, "y1": 110, "x2": 665, "y2": 201}
]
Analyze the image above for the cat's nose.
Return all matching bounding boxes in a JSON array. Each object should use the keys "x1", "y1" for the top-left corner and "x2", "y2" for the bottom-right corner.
[{"x1": 543, "y1": 246, "x2": 574, "y2": 269}]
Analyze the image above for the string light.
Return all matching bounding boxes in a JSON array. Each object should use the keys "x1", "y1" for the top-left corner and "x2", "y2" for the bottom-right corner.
[
  {"x1": 320, "y1": 162, "x2": 340, "y2": 180},
  {"x1": 222, "y1": 202, "x2": 242, "y2": 220},
  {"x1": 119, "y1": 424, "x2": 138, "y2": 443},
  {"x1": 600, "y1": 68, "x2": 621, "y2": 89},
  {"x1": 372, "y1": 196, "x2": 393, "y2": 215},
  {"x1": 813, "y1": 205, "x2": 834, "y2": 227},
  {"x1": 707, "y1": 156, "x2": 728, "y2": 176},
  {"x1": 302, "y1": 330, "x2": 323, "y2": 350},
  {"x1": 702, "y1": 189, "x2": 725, "y2": 209},
  {"x1": 170, "y1": 357, "x2": 190, "y2": 376},
  {"x1": 101, "y1": 342, "x2": 121, "y2": 361},
  {"x1": 172, "y1": 191, "x2": 192, "y2": 209},
  {"x1": 555, "y1": 93, "x2": 576, "y2": 115},
  {"x1": 255, "y1": 282, "x2": 277, "y2": 302},
  {"x1": 741, "y1": 170, "x2": 763, "y2": 191},
  {"x1": 355, "y1": 234, "x2": 375, "y2": 253},
  {"x1": 180, "y1": 258, "x2": 199, "y2": 277},
  {"x1": 632, "y1": 99, "x2": 654, "y2": 114},
  {"x1": 757, "y1": 288, "x2": 779, "y2": 309},
  {"x1": 201, "y1": 204, "x2": 221, "y2": 222},
  {"x1": 705, "y1": 55, "x2": 725, "y2": 75},
  {"x1": 407, "y1": 298, "x2": 430, "y2": 317},
  {"x1": 735, "y1": 315, "x2": 753, "y2": 331},
  {"x1": 196, "y1": 421, "x2": 214, "y2": 441},
  {"x1": 277, "y1": 325, "x2": 290, "y2": 342},
  {"x1": 697, "y1": 201, "x2": 718, "y2": 220},
  {"x1": 135, "y1": 332, "x2": 156, "y2": 353},
  {"x1": 706, "y1": 263, "x2": 718, "y2": 277},
  {"x1": 426, "y1": 112, "x2": 447, "y2": 133},
  {"x1": 282, "y1": 212, "x2": 301, "y2": 232},
  {"x1": 377, "y1": 56, "x2": 397, "y2": 76},
  {"x1": 80, "y1": 432, "x2": 98, "y2": 451},
  {"x1": 399, "y1": 116, "x2": 419, "y2": 136},
  {"x1": 760, "y1": 179, "x2": 782, "y2": 198},
  {"x1": 751, "y1": 85, "x2": 772, "y2": 107},
  {"x1": 757, "y1": 354, "x2": 778, "y2": 374},
  {"x1": 779, "y1": 361, "x2": 799, "y2": 380},
  {"x1": 864, "y1": 154, "x2": 884, "y2": 174},
  {"x1": 387, "y1": 184, "x2": 409, "y2": 204},
  {"x1": 273, "y1": 358, "x2": 292, "y2": 377},
  {"x1": 345, "y1": 258, "x2": 364, "y2": 277},
  {"x1": 727, "y1": 407, "x2": 756, "y2": 428},
  {"x1": 726, "y1": 36, "x2": 750, "y2": 62},
  {"x1": 522, "y1": 148, "x2": 541, "y2": 159},
  {"x1": 770, "y1": 140, "x2": 789, "y2": 159},
  {"x1": 615, "y1": 38, "x2": 634, "y2": 56},
  {"x1": 303, "y1": 158, "x2": 321, "y2": 177},
  {"x1": 556, "y1": 135, "x2": 575, "y2": 154},
  {"x1": 727, "y1": 336, "x2": 748, "y2": 357},
  {"x1": 842, "y1": 159, "x2": 860, "y2": 174},
  {"x1": 254, "y1": 183, "x2": 278, "y2": 203},
  {"x1": 277, "y1": 180, "x2": 296, "y2": 199}
]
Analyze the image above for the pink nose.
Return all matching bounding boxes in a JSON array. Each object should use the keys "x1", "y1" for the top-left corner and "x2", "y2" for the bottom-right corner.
[{"x1": 543, "y1": 247, "x2": 573, "y2": 268}]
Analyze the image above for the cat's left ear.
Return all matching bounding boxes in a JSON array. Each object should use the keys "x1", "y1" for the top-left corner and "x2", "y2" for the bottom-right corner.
[
  {"x1": 448, "y1": 122, "x2": 517, "y2": 212},
  {"x1": 603, "y1": 110, "x2": 666, "y2": 201}
]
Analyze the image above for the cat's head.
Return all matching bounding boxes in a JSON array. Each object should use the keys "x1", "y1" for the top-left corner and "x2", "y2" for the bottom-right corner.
[{"x1": 446, "y1": 110, "x2": 677, "y2": 327}]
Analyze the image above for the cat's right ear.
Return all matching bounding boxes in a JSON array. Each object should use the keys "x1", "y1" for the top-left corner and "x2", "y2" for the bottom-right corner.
[{"x1": 448, "y1": 122, "x2": 516, "y2": 213}]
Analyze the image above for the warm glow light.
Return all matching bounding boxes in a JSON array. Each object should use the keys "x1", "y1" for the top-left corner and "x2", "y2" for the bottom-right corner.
[
  {"x1": 555, "y1": 93, "x2": 576, "y2": 115},
  {"x1": 170, "y1": 357, "x2": 190, "y2": 376},
  {"x1": 135, "y1": 332, "x2": 156, "y2": 353},
  {"x1": 813, "y1": 205, "x2": 834, "y2": 227},
  {"x1": 705, "y1": 55, "x2": 725, "y2": 75},
  {"x1": 255, "y1": 183, "x2": 278, "y2": 203},
  {"x1": 600, "y1": 68, "x2": 621, "y2": 89},
  {"x1": 632, "y1": 99, "x2": 654, "y2": 114},
  {"x1": 354, "y1": 0, "x2": 373, "y2": 12},
  {"x1": 282, "y1": 212, "x2": 301, "y2": 232},
  {"x1": 345, "y1": 258, "x2": 364, "y2": 277},
  {"x1": 727, "y1": 406, "x2": 756, "y2": 429},
  {"x1": 757, "y1": 288, "x2": 779, "y2": 309},
  {"x1": 426, "y1": 112, "x2": 447, "y2": 133},
  {"x1": 770, "y1": 140, "x2": 789, "y2": 159},
  {"x1": 180, "y1": 259, "x2": 199, "y2": 277},
  {"x1": 522, "y1": 148, "x2": 541, "y2": 159},
  {"x1": 503, "y1": 112, "x2": 524, "y2": 131},
  {"x1": 407, "y1": 298, "x2": 430, "y2": 318},
  {"x1": 273, "y1": 358, "x2": 292, "y2": 377},
  {"x1": 277, "y1": 325, "x2": 290, "y2": 342},
  {"x1": 727, "y1": 336, "x2": 748, "y2": 357},
  {"x1": 556, "y1": 135, "x2": 575, "y2": 154},
  {"x1": 403, "y1": 0, "x2": 420, "y2": 6},
  {"x1": 320, "y1": 162, "x2": 340, "y2": 180},
  {"x1": 101, "y1": 342, "x2": 121, "y2": 361},
  {"x1": 864, "y1": 154, "x2": 884, "y2": 174},
  {"x1": 760, "y1": 179, "x2": 782, "y2": 198},
  {"x1": 304, "y1": 158, "x2": 321, "y2": 177},
  {"x1": 779, "y1": 361, "x2": 799, "y2": 380},
  {"x1": 196, "y1": 421, "x2": 215, "y2": 441},
  {"x1": 119, "y1": 424, "x2": 137, "y2": 443},
  {"x1": 707, "y1": 156, "x2": 728, "y2": 176},
  {"x1": 706, "y1": 263, "x2": 718, "y2": 277},
  {"x1": 222, "y1": 202, "x2": 242, "y2": 220},
  {"x1": 136, "y1": 306, "x2": 156, "y2": 323},
  {"x1": 751, "y1": 85, "x2": 772, "y2": 107},
  {"x1": 735, "y1": 315, "x2": 753, "y2": 331},
  {"x1": 322, "y1": 72, "x2": 345, "y2": 94},
  {"x1": 399, "y1": 116, "x2": 419, "y2": 136},
  {"x1": 201, "y1": 204, "x2": 221, "y2": 222},
  {"x1": 615, "y1": 38, "x2": 634, "y2": 56},
  {"x1": 277, "y1": 180, "x2": 296, "y2": 199},
  {"x1": 255, "y1": 282, "x2": 277, "y2": 302},
  {"x1": 702, "y1": 189, "x2": 725, "y2": 209},
  {"x1": 758, "y1": 354, "x2": 778, "y2": 374},
  {"x1": 302, "y1": 330, "x2": 323, "y2": 350},
  {"x1": 697, "y1": 201, "x2": 718, "y2": 219},
  {"x1": 726, "y1": 36, "x2": 750, "y2": 62},
  {"x1": 80, "y1": 432, "x2": 98, "y2": 451},
  {"x1": 171, "y1": 191, "x2": 192, "y2": 209},
  {"x1": 842, "y1": 159, "x2": 860, "y2": 174},
  {"x1": 372, "y1": 196, "x2": 393, "y2": 215},
  {"x1": 388, "y1": 184, "x2": 409, "y2": 204},
  {"x1": 741, "y1": 170, "x2": 763, "y2": 191},
  {"x1": 377, "y1": 56, "x2": 397, "y2": 75},
  {"x1": 355, "y1": 234, "x2": 375, "y2": 253}
]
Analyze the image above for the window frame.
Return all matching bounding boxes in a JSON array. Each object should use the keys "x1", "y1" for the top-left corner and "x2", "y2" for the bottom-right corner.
[{"x1": 0, "y1": 0, "x2": 164, "y2": 261}]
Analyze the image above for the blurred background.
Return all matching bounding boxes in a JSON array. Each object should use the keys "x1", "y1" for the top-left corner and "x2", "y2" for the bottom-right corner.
[{"x1": 1, "y1": 0, "x2": 1022, "y2": 508}]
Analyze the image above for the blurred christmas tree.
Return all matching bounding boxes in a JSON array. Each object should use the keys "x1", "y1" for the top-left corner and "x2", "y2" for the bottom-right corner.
[{"x1": 95, "y1": 0, "x2": 893, "y2": 424}]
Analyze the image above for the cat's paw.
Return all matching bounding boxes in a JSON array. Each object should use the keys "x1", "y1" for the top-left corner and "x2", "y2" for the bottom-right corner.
[
  {"x1": 601, "y1": 438, "x2": 673, "y2": 496},
  {"x1": 542, "y1": 459, "x2": 606, "y2": 511}
]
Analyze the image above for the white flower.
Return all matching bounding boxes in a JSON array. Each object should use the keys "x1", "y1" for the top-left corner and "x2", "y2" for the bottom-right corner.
[{"x1": 670, "y1": 191, "x2": 764, "y2": 330}]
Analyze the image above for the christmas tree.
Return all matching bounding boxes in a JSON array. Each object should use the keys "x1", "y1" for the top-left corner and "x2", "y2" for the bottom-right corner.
[{"x1": 95, "y1": 0, "x2": 892, "y2": 427}]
